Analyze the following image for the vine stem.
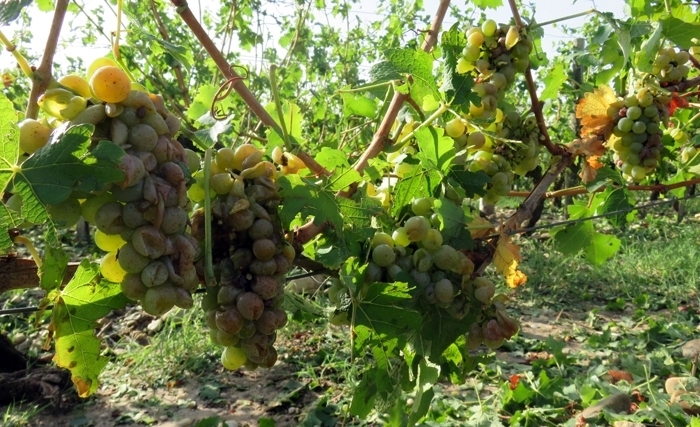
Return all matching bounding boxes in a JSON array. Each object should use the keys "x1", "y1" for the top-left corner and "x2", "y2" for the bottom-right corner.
[
  {"x1": 270, "y1": 65, "x2": 292, "y2": 151},
  {"x1": 25, "y1": 0, "x2": 70, "y2": 119},
  {"x1": 0, "y1": 30, "x2": 34, "y2": 78},
  {"x1": 294, "y1": 0, "x2": 451, "y2": 245},
  {"x1": 508, "y1": 177, "x2": 700, "y2": 198},
  {"x1": 530, "y1": 9, "x2": 597, "y2": 29},
  {"x1": 507, "y1": 0, "x2": 562, "y2": 157},
  {"x1": 351, "y1": 0, "x2": 450, "y2": 176},
  {"x1": 169, "y1": 0, "x2": 329, "y2": 177},
  {"x1": 664, "y1": 76, "x2": 700, "y2": 93}
]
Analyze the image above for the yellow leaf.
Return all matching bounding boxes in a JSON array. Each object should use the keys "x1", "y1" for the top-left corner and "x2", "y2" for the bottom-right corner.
[
  {"x1": 467, "y1": 216, "x2": 494, "y2": 239},
  {"x1": 567, "y1": 136, "x2": 607, "y2": 182},
  {"x1": 575, "y1": 85, "x2": 618, "y2": 138},
  {"x1": 493, "y1": 234, "x2": 527, "y2": 288}
]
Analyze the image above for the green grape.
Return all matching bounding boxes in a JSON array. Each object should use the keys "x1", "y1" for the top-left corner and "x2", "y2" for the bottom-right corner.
[
  {"x1": 187, "y1": 181, "x2": 206, "y2": 202},
  {"x1": 371, "y1": 232, "x2": 394, "y2": 248},
  {"x1": 421, "y1": 228, "x2": 443, "y2": 252},
  {"x1": 100, "y1": 251, "x2": 127, "y2": 283},
  {"x1": 6, "y1": 194, "x2": 22, "y2": 213},
  {"x1": 392, "y1": 227, "x2": 410, "y2": 247},
  {"x1": 216, "y1": 147, "x2": 236, "y2": 170},
  {"x1": 617, "y1": 118, "x2": 633, "y2": 133},
  {"x1": 95, "y1": 229, "x2": 126, "y2": 252},
  {"x1": 624, "y1": 95, "x2": 638, "y2": 107},
  {"x1": 445, "y1": 118, "x2": 466, "y2": 138},
  {"x1": 626, "y1": 106, "x2": 642, "y2": 120},
  {"x1": 467, "y1": 31, "x2": 485, "y2": 48},
  {"x1": 467, "y1": 132, "x2": 486, "y2": 149},
  {"x1": 490, "y1": 73, "x2": 507, "y2": 89},
  {"x1": 117, "y1": 242, "x2": 150, "y2": 274},
  {"x1": 411, "y1": 197, "x2": 433, "y2": 216},
  {"x1": 630, "y1": 165, "x2": 646, "y2": 181},
  {"x1": 643, "y1": 105, "x2": 659, "y2": 118},
  {"x1": 393, "y1": 162, "x2": 413, "y2": 178},
  {"x1": 141, "y1": 284, "x2": 177, "y2": 316},
  {"x1": 481, "y1": 19, "x2": 497, "y2": 37},
  {"x1": 404, "y1": 216, "x2": 430, "y2": 241},
  {"x1": 434, "y1": 279, "x2": 455, "y2": 303},
  {"x1": 372, "y1": 243, "x2": 396, "y2": 267},
  {"x1": 632, "y1": 121, "x2": 647, "y2": 134},
  {"x1": 210, "y1": 172, "x2": 234, "y2": 195},
  {"x1": 18, "y1": 119, "x2": 52, "y2": 154},
  {"x1": 456, "y1": 57, "x2": 472, "y2": 74},
  {"x1": 47, "y1": 197, "x2": 82, "y2": 227},
  {"x1": 184, "y1": 149, "x2": 201, "y2": 173}
]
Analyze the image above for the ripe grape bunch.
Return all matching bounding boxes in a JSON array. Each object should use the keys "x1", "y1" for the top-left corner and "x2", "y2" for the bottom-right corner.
[
  {"x1": 651, "y1": 46, "x2": 692, "y2": 85},
  {"x1": 192, "y1": 144, "x2": 297, "y2": 371},
  {"x1": 16, "y1": 57, "x2": 200, "y2": 316},
  {"x1": 363, "y1": 198, "x2": 518, "y2": 344},
  {"x1": 456, "y1": 20, "x2": 533, "y2": 120}
]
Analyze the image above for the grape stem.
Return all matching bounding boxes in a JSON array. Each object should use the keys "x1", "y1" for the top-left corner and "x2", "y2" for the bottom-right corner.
[
  {"x1": 269, "y1": 65, "x2": 292, "y2": 152},
  {"x1": 530, "y1": 10, "x2": 598, "y2": 29},
  {"x1": 663, "y1": 76, "x2": 700, "y2": 94},
  {"x1": 507, "y1": 0, "x2": 563, "y2": 157},
  {"x1": 25, "y1": 0, "x2": 70, "y2": 120},
  {"x1": 0, "y1": 30, "x2": 34, "y2": 79},
  {"x1": 12, "y1": 236, "x2": 43, "y2": 269},
  {"x1": 203, "y1": 149, "x2": 216, "y2": 287},
  {"x1": 168, "y1": 0, "x2": 330, "y2": 177}
]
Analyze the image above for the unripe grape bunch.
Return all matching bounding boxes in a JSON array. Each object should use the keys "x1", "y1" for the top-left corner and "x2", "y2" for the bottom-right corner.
[
  {"x1": 359, "y1": 197, "x2": 519, "y2": 347},
  {"x1": 192, "y1": 144, "x2": 298, "y2": 371},
  {"x1": 651, "y1": 46, "x2": 692, "y2": 85}
]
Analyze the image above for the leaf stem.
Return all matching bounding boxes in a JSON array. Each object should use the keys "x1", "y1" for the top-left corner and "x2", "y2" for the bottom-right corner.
[
  {"x1": 336, "y1": 81, "x2": 394, "y2": 94},
  {"x1": 169, "y1": 0, "x2": 329, "y2": 177},
  {"x1": 507, "y1": 0, "x2": 562, "y2": 157},
  {"x1": 203, "y1": 149, "x2": 216, "y2": 286},
  {"x1": 113, "y1": 0, "x2": 123, "y2": 60},
  {"x1": 530, "y1": 9, "x2": 597, "y2": 29},
  {"x1": 664, "y1": 0, "x2": 672, "y2": 14},
  {"x1": 25, "y1": 0, "x2": 70, "y2": 120},
  {"x1": 0, "y1": 30, "x2": 34, "y2": 79},
  {"x1": 270, "y1": 65, "x2": 292, "y2": 151},
  {"x1": 396, "y1": 103, "x2": 449, "y2": 145},
  {"x1": 12, "y1": 236, "x2": 43, "y2": 268}
]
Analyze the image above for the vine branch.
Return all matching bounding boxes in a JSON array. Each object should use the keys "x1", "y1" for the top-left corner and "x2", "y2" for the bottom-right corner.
[
  {"x1": 149, "y1": 0, "x2": 191, "y2": 106},
  {"x1": 169, "y1": 0, "x2": 329, "y2": 177},
  {"x1": 507, "y1": 0, "x2": 563, "y2": 156},
  {"x1": 508, "y1": 177, "x2": 700, "y2": 199},
  {"x1": 664, "y1": 76, "x2": 700, "y2": 94},
  {"x1": 25, "y1": 0, "x2": 70, "y2": 119}
]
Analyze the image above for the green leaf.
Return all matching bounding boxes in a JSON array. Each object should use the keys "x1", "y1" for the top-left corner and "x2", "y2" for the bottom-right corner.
[
  {"x1": 540, "y1": 61, "x2": 567, "y2": 100},
  {"x1": 415, "y1": 127, "x2": 454, "y2": 174},
  {"x1": 447, "y1": 170, "x2": 490, "y2": 198},
  {"x1": 123, "y1": 18, "x2": 193, "y2": 70},
  {"x1": 552, "y1": 221, "x2": 620, "y2": 265},
  {"x1": 407, "y1": 358, "x2": 439, "y2": 425},
  {"x1": 472, "y1": 0, "x2": 502, "y2": 9},
  {"x1": 585, "y1": 232, "x2": 620, "y2": 265},
  {"x1": 52, "y1": 259, "x2": 129, "y2": 397},
  {"x1": 0, "y1": 0, "x2": 32, "y2": 25},
  {"x1": 341, "y1": 92, "x2": 377, "y2": 118},
  {"x1": 264, "y1": 101, "x2": 305, "y2": 141},
  {"x1": 370, "y1": 48, "x2": 439, "y2": 111},
  {"x1": 39, "y1": 245, "x2": 69, "y2": 292},
  {"x1": 433, "y1": 198, "x2": 473, "y2": 250},
  {"x1": 661, "y1": 17, "x2": 700, "y2": 49},
  {"x1": 36, "y1": 0, "x2": 53, "y2": 12},
  {"x1": 390, "y1": 166, "x2": 441, "y2": 218},
  {"x1": 439, "y1": 26, "x2": 478, "y2": 109},
  {"x1": 595, "y1": 188, "x2": 633, "y2": 228},
  {"x1": 277, "y1": 174, "x2": 343, "y2": 228},
  {"x1": 18, "y1": 125, "x2": 124, "y2": 205},
  {"x1": 186, "y1": 84, "x2": 237, "y2": 124},
  {"x1": 636, "y1": 22, "x2": 663, "y2": 73}
]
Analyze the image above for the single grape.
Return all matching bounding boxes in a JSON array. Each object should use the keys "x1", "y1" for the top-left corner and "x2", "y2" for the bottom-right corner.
[
  {"x1": 90, "y1": 66, "x2": 131, "y2": 103},
  {"x1": 467, "y1": 31, "x2": 485, "y2": 48},
  {"x1": 95, "y1": 229, "x2": 126, "y2": 252},
  {"x1": 411, "y1": 197, "x2": 433, "y2": 216},
  {"x1": 445, "y1": 118, "x2": 466, "y2": 138},
  {"x1": 617, "y1": 117, "x2": 633, "y2": 133},
  {"x1": 58, "y1": 74, "x2": 92, "y2": 98},
  {"x1": 87, "y1": 57, "x2": 119, "y2": 79},
  {"x1": 505, "y1": 26, "x2": 520, "y2": 48},
  {"x1": 421, "y1": 229, "x2": 443, "y2": 252},
  {"x1": 210, "y1": 172, "x2": 234, "y2": 195},
  {"x1": 117, "y1": 242, "x2": 150, "y2": 274},
  {"x1": 467, "y1": 132, "x2": 486, "y2": 149},
  {"x1": 141, "y1": 284, "x2": 177, "y2": 316},
  {"x1": 632, "y1": 121, "x2": 647, "y2": 135},
  {"x1": 481, "y1": 19, "x2": 497, "y2": 37},
  {"x1": 372, "y1": 243, "x2": 396, "y2": 267},
  {"x1": 434, "y1": 279, "x2": 455, "y2": 303},
  {"x1": 100, "y1": 251, "x2": 127, "y2": 283},
  {"x1": 128, "y1": 123, "x2": 158, "y2": 152},
  {"x1": 392, "y1": 227, "x2": 410, "y2": 247},
  {"x1": 404, "y1": 216, "x2": 430, "y2": 241},
  {"x1": 371, "y1": 232, "x2": 394, "y2": 248},
  {"x1": 47, "y1": 198, "x2": 82, "y2": 227},
  {"x1": 18, "y1": 119, "x2": 52, "y2": 154},
  {"x1": 630, "y1": 165, "x2": 646, "y2": 181},
  {"x1": 643, "y1": 105, "x2": 659, "y2": 118},
  {"x1": 626, "y1": 106, "x2": 642, "y2": 120}
]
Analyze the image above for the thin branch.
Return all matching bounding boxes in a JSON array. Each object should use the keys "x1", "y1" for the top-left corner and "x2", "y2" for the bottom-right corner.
[
  {"x1": 664, "y1": 76, "x2": 700, "y2": 93},
  {"x1": 507, "y1": 0, "x2": 562, "y2": 156},
  {"x1": 149, "y1": 0, "x2": 191, "y2": 106},
  {"x1": 25, "y1": 0, "x2": 70, "y2": 119},
  {"x1": 508, "y1": 177, "x2": 700, "y2": 198},
  {"x1": 169, "y1": 0, "x2": 329, "y2": 176}
]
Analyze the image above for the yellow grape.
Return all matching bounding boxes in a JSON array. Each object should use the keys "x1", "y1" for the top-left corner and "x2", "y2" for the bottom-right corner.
[
  {"x1": 81, "y1": 193, "x2": 116, "y2": 224},
  {"x1": 216, "y1": 147, "x2": 236, "y2": 170},
  {"x1": 58, "y1": 74, "x2": 91, "y2": 98},
  {"x1": 221, "y1": 346, "x2": 248, "y2": 370},
  {"x1": 18, "y1": 119, "x2": 52, "y2": 154},
  {"x1": 90, "y1": 66, "x2": 131, "y2": 103},
  {"x1": 47, "y1": 198, "x2": 82, "y2": 227},
  {"x1": 184, "y1": 149, "x2": 201, "y2": 173},
  {"x1": 100, "y1": 251, "x2": 127, "y2": 283},
  {"x1": 95, "y1": 229, "x2": 126, "y2": 252},
  {"x1": 232, "y1": 144, "x2": 260, "y2": 170},
  {"x1": 87, "y1": 57, "x2": 119, "y2": 79},
  {"x1": 187, "y1": 181, "x2": 206, "y2": 202}
]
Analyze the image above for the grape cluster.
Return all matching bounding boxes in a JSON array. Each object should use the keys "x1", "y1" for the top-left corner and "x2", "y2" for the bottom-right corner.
[
  {"x1": 466, "y1": 299, "x2": 519, "y2": 350},
  {"x1": 28, "y1": 57, "x2": 200, "y2": 317},
  {"x1": 456, "y1": 20, "x2": 533, "y2": 120},
  {"x1": 651, "y1": 47, "x2": 692, "y2": 85},
  {"x1": 608, "y1": 88, "x2": 669, "y2": 181},
  {"x1": 192, "y1": 144, "x2": 294, "y2": 371}
]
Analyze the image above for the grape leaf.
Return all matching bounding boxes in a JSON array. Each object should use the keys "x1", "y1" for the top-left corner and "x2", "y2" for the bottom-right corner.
[
  {"x1": 414, "y1": 127, "x2": 455, "y2": 174},
  {"x1": 585, "y1": 232, "x2": 621, "y2": 266},
  {"x1": 39, "y1": 245, "x2": 69, "y2": 292},
  {"x1": 661, "y1": 17, "x2": 700, "y2": 49},
  {"x1": 128, "y1": 27, "x2": 193, "y2": 70},
  {"x1": 18, "y1": 125, "x2": 124, "y2": 205},
  {"x1": 390, "y1": 166, "x2": 441, "y2": 217},
  {"x1": 407, "y1": 358, "x2": 439, "y2": 425},
  {"x1": 493, "y1": 234, "x2": 527, "y2": 288},
  {"x1": 51, "y1": 259, "x2": 129, "y2": 397},
  {"x1": 0, "y1": 0, "x2": 32, "y2": 25},
  {"x1": 186, "y1": 84, "x2": 237, "y2": 123},
  {"x1": 595, "y1": 188, "x2": 634, "y2": 228},
  {"x1": 277, "y1": 174, "x2": 343, "y2": 228},
  {"x1": 636, "y1": 22, "x2": 663, "y2": 73},
  {"x1": 540, "y1": 61, "x2": 567, "y2": 100},
  {"x1": 370, "y1": 48, "x2": 440, "y2": 111},
  {"x1": 552, "y1": 221, "x2": 620, "y2": 265},
  {"x1": 446, "y1": 170, "x2": 490, "y2": 198},
  {"x1": 265, "y1": 101, "x2": 305, "y2": 141},
  {"x1": 341, "y1": 92, "x2": 377, "y2": 118},
  {"x1": 471, "y1": 0, "x2": 502, "y2": 9},
  {"x1": 439, "y1": 26, "x2": 478, "y2": 109},
  {"x1": 433, "y1": 198, "x2": 473, "y2": 250}
]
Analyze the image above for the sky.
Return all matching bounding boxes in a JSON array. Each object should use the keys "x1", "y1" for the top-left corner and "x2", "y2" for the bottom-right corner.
[{"x1": 0, "y1": 0, "x2": 627, "y2": 77}]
